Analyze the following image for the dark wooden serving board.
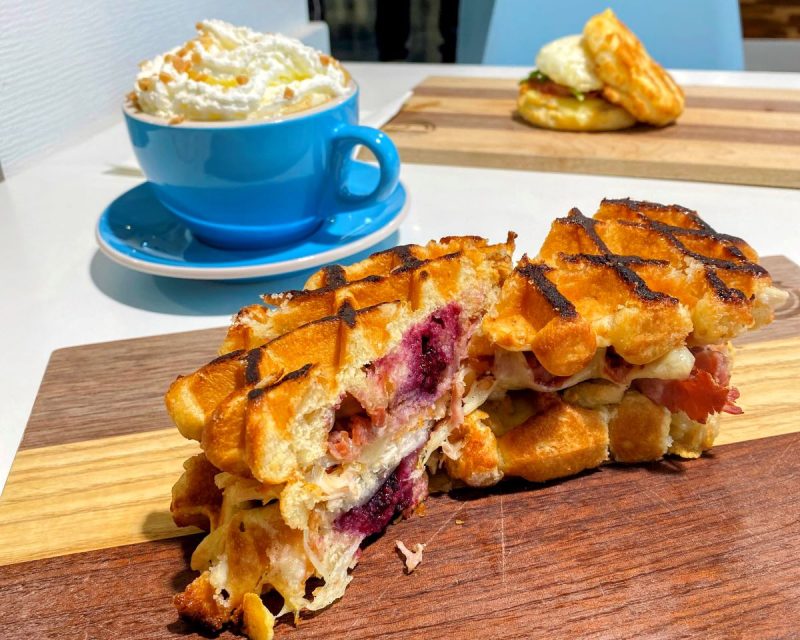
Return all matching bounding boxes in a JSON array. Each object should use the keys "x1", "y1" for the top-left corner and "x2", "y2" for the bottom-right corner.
[
  {"x1": 1, "y1": 256, "x2": 799, "y2": 639},
  {"x1": 379, "y1": 77, "x2": 800, "y2": 188}
]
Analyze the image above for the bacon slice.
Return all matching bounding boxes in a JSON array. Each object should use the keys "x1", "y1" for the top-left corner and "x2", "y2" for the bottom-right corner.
[
  {"x1": 523, "y1": 79, "x2": 604, "y2": 100},
  {"x1": 634, "y1": 345, "x2": 740, "y2": 423}
]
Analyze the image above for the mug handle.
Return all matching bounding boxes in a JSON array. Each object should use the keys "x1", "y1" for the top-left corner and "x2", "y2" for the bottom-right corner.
[{"x1": 330, "y1": 124, "x2": 400, "y2": 206}]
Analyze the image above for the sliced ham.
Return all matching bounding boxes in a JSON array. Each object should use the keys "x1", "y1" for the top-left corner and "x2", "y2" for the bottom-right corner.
[
  {"x1": 523, "y1": 352, "x2": 569, "y2": 390},
  {"x1": 634, "y1": 345, "x2": 740, "y2": 423},
  {"x1": 603, "y1": 348, "x2": 636, "y2": 383}
]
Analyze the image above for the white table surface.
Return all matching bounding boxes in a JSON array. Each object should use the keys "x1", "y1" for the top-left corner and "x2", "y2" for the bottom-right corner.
[{"x1": 2, "y1": 63, "x2": 800, "y2": 493}]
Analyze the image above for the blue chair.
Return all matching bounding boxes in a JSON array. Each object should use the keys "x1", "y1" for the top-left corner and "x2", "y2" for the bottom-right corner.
[{"x1": 457, "y1": 0, "x2": 744, "y2": 70}]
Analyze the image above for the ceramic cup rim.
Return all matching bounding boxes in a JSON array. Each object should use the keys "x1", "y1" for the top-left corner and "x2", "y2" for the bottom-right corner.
[{"x1": 122, "y1": 79, "x2": 358, "y2": 129}]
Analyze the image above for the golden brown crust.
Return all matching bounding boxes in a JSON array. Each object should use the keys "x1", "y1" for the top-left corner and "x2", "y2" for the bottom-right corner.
[
  {"x1": 482, "y1": 258, "x2": 597, "y2": 375},
  {"x1": 165, "y1": 204, "x2": 784, "y2": 639},
  {"x1": 496, "y1": 396, "x2": 609, "y2": 483},
  {"x1": 174, "y1": 572, "x2": 232, "y2": 632},
  {"x1": 608, "y1": 390, "x2": 671, "y2": 462},
  {"x1": 166, "y1": 236, "x2": 516, "y2": 486},
  {"x1": 171, "y1": 454, "x2": 223, "y2": 530},
  {"x1": 517, "y1": 83, "x2": 636, "y2": 132},
  {"x1": 444, "y1": 410, "x2": 503, "y2": 487},
  {"x1": 583, "y1": 9, "x2": 684, "y2": 126},
  {"x1": 484, "y1": 199, "x2": 782, "y2": 377},
  {"x1": 220, "y1": 234, "x2": 516, "y2": 353}
]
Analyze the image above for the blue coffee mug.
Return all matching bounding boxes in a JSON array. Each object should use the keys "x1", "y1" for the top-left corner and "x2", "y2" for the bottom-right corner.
[{"x1": 123, "y1": 84, "x2": 400, "y2": 249}]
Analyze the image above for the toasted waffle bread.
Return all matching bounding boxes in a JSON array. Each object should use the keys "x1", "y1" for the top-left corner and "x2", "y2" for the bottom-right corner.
[
  {"x1": 219, "y1": 235, "x2": 515, "y2": 355},
  {"x1": 451, "y1": 198, "x2": 786, "y2": 487},
  {"x1": 168, "y1": 235, "x2": 515, "y2": 441},
  {"x1": 166, "y1": 207, "x2": 785, "y2": 638},
  {"x1": 167, "y1": 236, "x2": 515, "y2": 633}
]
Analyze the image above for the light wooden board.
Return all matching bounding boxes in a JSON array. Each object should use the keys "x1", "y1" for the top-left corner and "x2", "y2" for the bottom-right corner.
[
  {"x1": 0, "y1": 255, "x2": 798, "y2": 638},
  {"x1": 379, "y1": 77, "x2": 800, "y2": 188}
]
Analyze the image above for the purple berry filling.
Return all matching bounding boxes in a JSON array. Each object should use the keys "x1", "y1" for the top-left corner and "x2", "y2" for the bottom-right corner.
[
  {"x1": 334, "y1": 304, "x2": 463, "y2": 537},
  {"x1": 334, "y1": 450, "x2": 425, "y2": 537},
  {"x1": 384, "y1": 302, "x2": 463, "y2": 408}
]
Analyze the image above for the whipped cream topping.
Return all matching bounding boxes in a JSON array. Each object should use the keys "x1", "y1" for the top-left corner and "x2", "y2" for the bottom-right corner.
[{"x1": 132, "y1": 20, "x2": 351, "y2": 122}]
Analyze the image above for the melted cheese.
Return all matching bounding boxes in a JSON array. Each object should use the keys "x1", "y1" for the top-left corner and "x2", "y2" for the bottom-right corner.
[{"x1": 535, "y1": 34, "x2": 603, "y2": 93}]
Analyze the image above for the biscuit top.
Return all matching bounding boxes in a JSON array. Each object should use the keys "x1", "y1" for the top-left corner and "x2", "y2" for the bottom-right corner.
[
  {"x1": 583, "y1": 9, "x2": 684, "y2": 125},
  {"x1": 132, "y1": 19, "x2": 350, "y2": 122}
]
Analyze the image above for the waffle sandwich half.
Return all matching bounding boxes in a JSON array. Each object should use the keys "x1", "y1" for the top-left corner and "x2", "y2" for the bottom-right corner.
[
  {"x1": 165, "y1": 236, "x2": 515, "y2": 635},
  {"x1": 165, "y1": 203, "x2": 785, "y2": 637},
  {"x1": 449, "y1": 199, "x2": 787, "y2": 487}
]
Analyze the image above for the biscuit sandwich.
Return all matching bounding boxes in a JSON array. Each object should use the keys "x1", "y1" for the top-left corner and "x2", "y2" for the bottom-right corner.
[
  {"x1": 517, "y1": 9, "x2": 684, "y2": 131},
  {"x1": 165, "y1": 204, "x2": 785, "y2": 638}
]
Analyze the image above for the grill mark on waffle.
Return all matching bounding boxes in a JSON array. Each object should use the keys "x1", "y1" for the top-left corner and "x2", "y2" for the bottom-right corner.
[
  {"x1": 386, "y1": 244, "x2": 426, "y2": 272},
  {"x1": 614, "y1": 219, "x2": 769, "y2": 296},
  {"x1": 239, "y1": 300, "x2": 398, "y2": 390},
  {"x1": 563, "y1": 208, "x2": 610, "y2": 252},
  {"x1": 247, "y1": 364, "x2": 314, "y2": 401},
  {"x1": 338, "y1": 300, "x2": 357, "y2": 328},
  {"x1": 560, "y1": 253, "x2": 677, "y2": 303},
  {"x1": 591, "y1": 203, "x2": 771, "y2": 302},
  {"x1": 705, "y1": 269, "x2": 748, "y2": 303},
  {"x1": 516, "y1": 261, "x2": 578, "y2": 319},
  {"x1": 319, "y1": 264, "x2": 347, "y2": 289},
  {"x1": 208, "y1": 350, "x2": 244, "y2": 366},
  {"x1": 603, "y1": 198, "x2": 710, "y2": 229},
  {"x1": 274, "y1": 247, "x2": 462, "y2": 304},
  {"x1": 245, "y1": 349, "x2": 263, "y2": 386},
  {"x1": 655, "y1": 224, "x2": 767, "y2": 274}
]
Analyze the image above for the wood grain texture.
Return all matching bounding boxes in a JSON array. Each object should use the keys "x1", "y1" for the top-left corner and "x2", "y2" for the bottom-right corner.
[
  {"x1": 741, "y1": 0, "x2": 800, "y2": 39},
  {"x1": 0, "y1": 429, "x2": 200, "y2": 566},
  {"x1": 0, "y1": 432, "x2": 798, "y2": 639},
  {"x1": 380, "y1": 77, "x2": 800, "y2": 188},
  {"x1": 21, "y1": 326, "x2": 226, "y2": 449}
]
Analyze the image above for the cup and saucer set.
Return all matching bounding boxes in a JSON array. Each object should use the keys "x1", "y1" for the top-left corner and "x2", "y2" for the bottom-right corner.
[{"x1": 96, "y1": 84, "x2": 408, "y2": 280}]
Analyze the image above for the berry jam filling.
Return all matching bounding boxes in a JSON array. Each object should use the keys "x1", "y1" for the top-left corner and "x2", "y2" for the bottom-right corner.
[
  {"x1": 334, "y1": 450, "x2": 427, "y2": 537},
  {"x1": 377, "y1": 302, "x2": 463, "y2": 409},
  {"x1": 327, "y1": 304, "x2": 465, "y2": 461}
]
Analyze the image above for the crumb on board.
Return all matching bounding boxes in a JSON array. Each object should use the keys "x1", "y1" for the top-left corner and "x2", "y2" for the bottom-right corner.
[
  {"x1": 396, "y1": 540, "x2": 425, "y2": 573},
  {"x1": 455, "y1": 519, "x2": 465, "y2": 525}
]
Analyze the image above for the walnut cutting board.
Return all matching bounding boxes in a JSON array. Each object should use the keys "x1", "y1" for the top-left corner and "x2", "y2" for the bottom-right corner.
[
  {"x1": 380, "y1": 77, "x2": 800, "y2": 188},
  {"x1": 1, "y1": 256, "x2": 799, "y2": 639}
]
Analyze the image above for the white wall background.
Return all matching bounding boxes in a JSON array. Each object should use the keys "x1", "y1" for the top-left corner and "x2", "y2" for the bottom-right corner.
[{"x1": 0, "y1": 1, "x2": 328, "y2": 177}]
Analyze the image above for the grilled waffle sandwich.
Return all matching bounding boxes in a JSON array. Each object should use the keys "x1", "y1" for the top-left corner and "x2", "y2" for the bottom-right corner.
[
  {"x1": 166, "y1": 236, "x2": 515, "y2": 635},
  {"x1": 447, "y1": 199, "x2": 786, "y2": 487},
  {"x1": 165, "y1": 204, "x2": 785, "y2": 638}
]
